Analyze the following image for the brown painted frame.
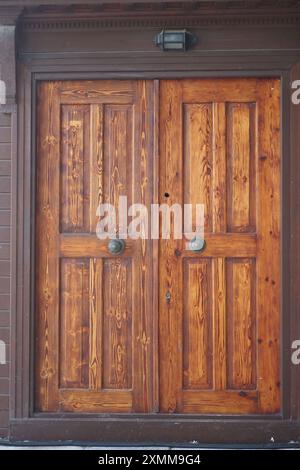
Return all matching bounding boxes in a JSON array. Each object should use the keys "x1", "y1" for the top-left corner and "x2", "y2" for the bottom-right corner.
[{"x1": 8, "y1": 4, "x2": 300, "y2": 445}]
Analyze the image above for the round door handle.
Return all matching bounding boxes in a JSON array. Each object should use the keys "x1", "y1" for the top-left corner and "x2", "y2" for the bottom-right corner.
[
  {"x1": 108, "y1": 238, "x2": 125, "y2": 255},
  {"x1": 188, "y1": 236, "x2": 206, "y2": 253}
]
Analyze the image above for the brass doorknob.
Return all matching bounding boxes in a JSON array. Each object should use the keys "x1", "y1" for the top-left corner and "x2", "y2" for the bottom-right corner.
[
  {"x1": 188, "y1": 236, "x2": 206, "y2": 253},
  {"x1": 108, "y1": 239, "x2": 125, "y2": 255}
]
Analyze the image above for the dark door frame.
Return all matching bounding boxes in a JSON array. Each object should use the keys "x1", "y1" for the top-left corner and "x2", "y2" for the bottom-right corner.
[{"x1": 7, "y1": 2, "x2": 300, "y2": 444}]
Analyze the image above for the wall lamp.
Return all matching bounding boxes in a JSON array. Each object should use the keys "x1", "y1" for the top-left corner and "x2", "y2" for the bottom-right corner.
[{"x1": 154, "y1": 29, "x2": 198, "y2": 51}]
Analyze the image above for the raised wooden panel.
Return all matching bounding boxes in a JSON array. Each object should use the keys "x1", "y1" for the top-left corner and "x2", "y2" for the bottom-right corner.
[
  {"x1": 226, "y1": 258, "x2": 256, "y2": 390},
  {"x1": 61, "y1": 105, "x2": 90, "y2": 233},
  {"x1": 227, "y1": 102, "x2": 256, "y2": 233},
  {"x1": 103, "y1": 259, "x2": 132, "y2": 390},
  {"x1": 60, "y1": 102, "x2": 135, "y2": 236},
  {"x1": 184, "y1": 103, "x2": 212, "y2": 233},
  {"x1": 104, "y1": 105, "x2": 133, "y2": 224},
  {"x1": 59, "y1": 258, "x2": 90, "y2": 389},
  {"x1": 183, "y1": 259, "x2": 213, "y2": 390}
]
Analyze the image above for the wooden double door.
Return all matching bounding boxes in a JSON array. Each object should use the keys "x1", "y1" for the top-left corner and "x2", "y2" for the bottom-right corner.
[{"x1": 36, "y1": 78, "x2": 280, "y2": 415}]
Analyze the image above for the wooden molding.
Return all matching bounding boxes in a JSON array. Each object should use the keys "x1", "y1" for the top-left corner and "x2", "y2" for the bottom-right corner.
[
  {"x1": 20, "y1": 15, "x2": 300, "y2": 31},
  {"x1": 17, "y1": 1, "x2": 300, "y2": 30}
]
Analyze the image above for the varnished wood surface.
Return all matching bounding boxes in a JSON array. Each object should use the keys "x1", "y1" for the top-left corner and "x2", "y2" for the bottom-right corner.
[
  {"x1": 159, "y1": 80, "x2": 183, "y2": 413},
  {"x1": 36, "y1": 78, "x2": 280, "y2": 416},
  {"x1": 159, "y1": 78, "x2": 280, "y2": 414},
  {"x1": 36, "y1": 82, "x2": 60, "y2": 412},
  {"x1": 36, "y1": 80, "x2": 156, "y2": 413}
]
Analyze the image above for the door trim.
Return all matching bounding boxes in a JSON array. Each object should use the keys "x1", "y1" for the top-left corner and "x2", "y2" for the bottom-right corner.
[
  {"x1": 9, "y1": 417, "x2": 300, "y2": 445},
  {"x1": 10, "y1": 9, "x2": 300, "y2": 443},
  {"x1": 11, "y1": 67, "x2": 294, "y2": 444}
]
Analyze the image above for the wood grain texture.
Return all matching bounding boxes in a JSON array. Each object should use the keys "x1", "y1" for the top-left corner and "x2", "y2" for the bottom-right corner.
[
  {"x1": 60, "y1": 258, "x2": 90, "y2": 389},
  {"x1": 89, "y1": 258, "x2": 102, "y2": 390},
  {"x1": 89, "y1": 104, "x2": 103, "y2": 233},
  {"x1": 213, "y1": 257, "x2": 227, "y2": 390},
  {"x1": 212, "y1": 103, "x2": 226, "y2": 233},
  {"x1": 227, "y1": 102, "x2": 256, "y2": 232},
  {"x1": 182, "y1": 79, "x2": 263, "y2": 103},
  {"x1": 36, "y1": 80, "x2": 155, "y2": 413},
  {"x1": 184, "y1": 103, "x2": 212, "y2": 233},
  {"x1": 36, "y1": 78, "x2": 280, "y2": 415},
  {"x1": 181, "y1": 233, "x2": 257, "y2": 257},
  {"x1": 159, "y1": 80, "x2": 183, "y2": 413},
  {"x1": 256, "y1": 79, "x2": 281, "y2": 414},
  {"x1": 36, "y1": 82, "x2": 60, "y2": 411},
  {"x1": 132, "y1": 81, "x2": 156, "y2": 412},
  {"x1": 59, "y1": 80, "x2": 134, "y2": 104},
  {"x1": 226, "y1": 258, "x2": 256, "y2": 390},
  {"x1": 104, "y1": 104, "x2": 133, "y2": 228},
  {"x1": 59, "y1": 390, "x2": 132, "y2": 413},
  {"x1": 159, "y1": 78, "x2": 280, "y2": 414},
  {"x1": 61, "y1": 104, "x2": 90, "y2": 233},
  {"x1": 183, "y1": 259, "x2": 213, "y2": 390},
  {"x1": 103, "y1": 258, "x2": 132, "y2": 390},
  {"x1": 182, "y1": 390, "x2": 258, "y2": 414},
  {"x1": 59, "y1": 234, "x2": 135, "y2": 257}
]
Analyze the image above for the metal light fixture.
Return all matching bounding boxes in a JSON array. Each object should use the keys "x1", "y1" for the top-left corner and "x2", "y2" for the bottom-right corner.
[{"x1": 154, "y1": 29, "x2": 197, "y2": 51}]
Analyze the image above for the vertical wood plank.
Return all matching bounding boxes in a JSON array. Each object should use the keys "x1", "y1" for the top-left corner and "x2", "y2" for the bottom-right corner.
[
  {"x1": 159, "y1": 80, "x2": 183, "y2": 412},
  {"x1": 212, "y1": 103, "x2": 226, "y2": 233},
  {"x1": 132, "y1": 81, "x2": 154, "y2": 412},
  {"x1": 213, "y1": 257, "x2": 227, "y2": 390},
  {"x1": 152, "y1": 79, "x2": 160, "y2": 412},
  {"x1": 257, "y1": 79, "x2": 281, "y2": 413},
  {"x1": 89, "y1": 258, "x2": 103, "y2": 390},
  {"x1": 36, "y1": 82, "x2": 61, "y2": 411},
  {"x1": 90, "y1": 104, "x2": 103, "y2": 233}
]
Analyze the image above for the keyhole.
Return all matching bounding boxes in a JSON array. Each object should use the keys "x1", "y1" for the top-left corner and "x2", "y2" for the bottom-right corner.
[{"x1": 164, "y1": 192, "x2": 170, "y2": 198}]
